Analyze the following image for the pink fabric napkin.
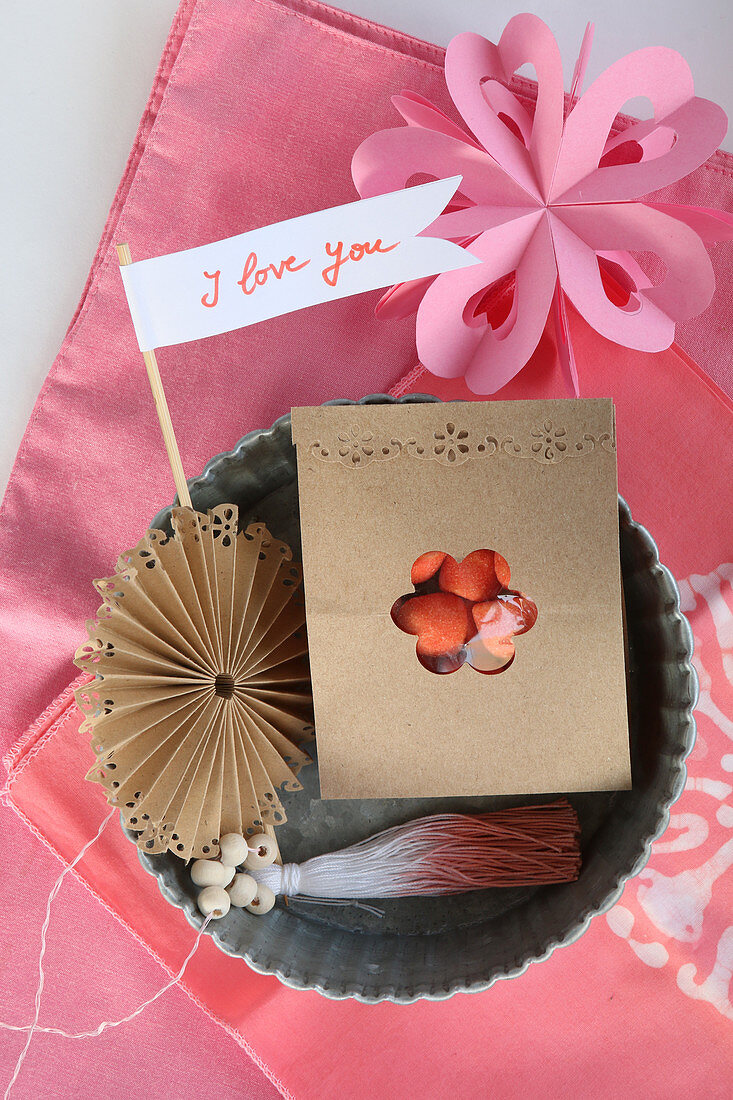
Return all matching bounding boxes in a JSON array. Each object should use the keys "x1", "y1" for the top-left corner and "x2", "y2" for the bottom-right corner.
[{"x1": 1, "y1": 1, "x2": 732, "y2": 1096}]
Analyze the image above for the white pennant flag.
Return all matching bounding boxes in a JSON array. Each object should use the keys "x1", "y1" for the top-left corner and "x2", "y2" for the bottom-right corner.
[{"x1": 119, "y1": 176, "x2": 479, "y2": 352}]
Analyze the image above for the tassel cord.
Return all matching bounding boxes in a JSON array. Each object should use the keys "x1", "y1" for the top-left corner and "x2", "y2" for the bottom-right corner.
[{"x1": 254, "y1": 802, "x2": 580, "y2": 901}]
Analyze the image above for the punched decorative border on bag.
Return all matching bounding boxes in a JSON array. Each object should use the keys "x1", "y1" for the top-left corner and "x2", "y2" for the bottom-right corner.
[{"x1": 307, "y1": 415, "x2": 615, "y2": 467}]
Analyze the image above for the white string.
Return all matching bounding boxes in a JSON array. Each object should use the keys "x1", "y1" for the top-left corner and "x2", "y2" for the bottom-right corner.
[
  {"x1": 279, "y1": 861, "x2": 301, "y2": 896},
  {"x1": 1, "y1": 809, "x2": 212, "y2": 1099},
  {"x1": 1, "y1": 915, "x2": 213, "y2": 1040},
  {"x1": 291, "y1": 896, "x2": 385, "y2": 918},
  {"x1": 3, "y1": 809, "x2": 116, "y2": 1098}
]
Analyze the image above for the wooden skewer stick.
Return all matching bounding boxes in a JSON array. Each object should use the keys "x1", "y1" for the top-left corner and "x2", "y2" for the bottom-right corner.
[{"x1": 116, "y1": 243, "x2": 193, "y2": 510}]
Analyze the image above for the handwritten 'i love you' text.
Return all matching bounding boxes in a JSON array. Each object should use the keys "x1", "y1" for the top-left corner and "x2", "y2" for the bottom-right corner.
[{"x1": 200, "y1": 238, "x2": 399, "y2": 308}]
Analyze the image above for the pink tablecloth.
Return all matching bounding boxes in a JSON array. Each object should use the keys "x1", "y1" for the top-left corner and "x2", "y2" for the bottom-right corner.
[{"x1": 1, "y1": 1, "x2": 732, "y2": 1096}]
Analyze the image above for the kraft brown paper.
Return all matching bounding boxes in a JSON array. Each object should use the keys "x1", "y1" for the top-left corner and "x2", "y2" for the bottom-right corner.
[
  {"x1": 74, "y1": 504, "x2": 313, "y2": 860},
  {"x1": 291, "y1": 399, "x2": 631, "y2": 799}
]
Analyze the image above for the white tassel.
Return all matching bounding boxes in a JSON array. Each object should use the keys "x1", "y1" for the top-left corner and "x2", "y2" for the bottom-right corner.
[{"x1": 251, "y1": 800, "x2": 580, "y2": 901}]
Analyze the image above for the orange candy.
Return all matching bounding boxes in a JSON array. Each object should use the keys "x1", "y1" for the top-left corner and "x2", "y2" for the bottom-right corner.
[
  {"x1": 410, "y1": 551, "x2": 447, "y2": 586},
  {"x1": 472, "y1": 593, "x2": 538, "y2": 639},
  {"x1": 493, "y1": 552, "x2": 511, "y2": 590},
  {"x1": 393, "y1": 593, "x2": 472, "y2": 657},
  {"x1": 438, "y1": 549, "x2": 509, "y2": 603},
  {"x1": 465, "y1": 635, "x2": 516, "y2": 673},
  {"x1": 466, "y1": 593, "x2": 538, "y2": 674}
]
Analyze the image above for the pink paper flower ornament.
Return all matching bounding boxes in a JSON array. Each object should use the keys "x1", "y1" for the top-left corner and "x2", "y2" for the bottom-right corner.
[{"x1": 352, "y1": 15, "x2": 733, "y2": 394}]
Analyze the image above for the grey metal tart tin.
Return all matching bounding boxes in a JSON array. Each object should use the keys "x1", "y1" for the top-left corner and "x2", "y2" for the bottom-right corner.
[{"x1": 136, "y1": 393, "x2": 698, "y2": 1003}]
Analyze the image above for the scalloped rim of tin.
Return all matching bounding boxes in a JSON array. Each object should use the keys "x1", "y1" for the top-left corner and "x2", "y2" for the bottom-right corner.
[{"x1": 139, "y1": 394, "x2": 699, "y2": 1004}]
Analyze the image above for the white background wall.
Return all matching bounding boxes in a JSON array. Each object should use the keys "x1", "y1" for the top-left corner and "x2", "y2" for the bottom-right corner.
[{"x1": 1, "y1": 0, "x2": 731, "y2": 494}]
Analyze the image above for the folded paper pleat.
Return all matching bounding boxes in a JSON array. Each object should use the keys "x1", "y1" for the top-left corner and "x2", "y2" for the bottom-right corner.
[{"x1": 74, "y1": 504, "x2": 313, "y2": 860}]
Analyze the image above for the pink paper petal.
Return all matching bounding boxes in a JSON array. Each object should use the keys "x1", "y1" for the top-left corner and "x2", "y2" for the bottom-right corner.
[
  {"x1": 486, "y1": 16, "x2": 565, "y2": 200},
  {"x1": 416, "y1": 211, "x2": 556, "y2": 394},
  {"x1": 352, "y1": 126, "x2": 533, "y2": 207},
  {"x1": 446, "y1": 17, "x2": 565, "y2": 201},
  {"x1": 374, "y1": 277, "x2": 437, "y2": 320},
  {"x1": 420, "y1": 204, "x2": 538, "y2": 240},
  {"x1": 391, "y1": 91, "x2": 482, "y2": 148},
  {"x1": 645, "y1": 203, "x2": 733, "y2": 243},
  {"x1": 569, "y1": 22, "x2": 594, "y2": 106},
  {"x1": 595, "y1": 250, "x2": 652, "y2": 316},
  {"x1": 551, "y1": 47, "x2": 728, "y2": 203},
  {"x1": 599, "y1": 117, "x2": 676, "y2": 167},
  {"x1": 551, "y1": 202, "x2": 715, "y2": 350},
  {"x1": 478, "y1": 79, "x2": 533, "y2": 146},
  {"x1": 551, "y1": 283, "x2": 579, "y2": 396}
]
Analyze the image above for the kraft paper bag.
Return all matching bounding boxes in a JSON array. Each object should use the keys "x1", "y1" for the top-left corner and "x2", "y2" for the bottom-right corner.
[{"x1": 292, "y1": 398, "x2": 630, "y2": 799}]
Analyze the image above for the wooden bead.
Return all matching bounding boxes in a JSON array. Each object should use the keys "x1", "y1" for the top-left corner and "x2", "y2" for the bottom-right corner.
[
  {"x1": 244, "y1": 833, "x2": 278, "y2": 869},
  {"x1": 245, "y1": 883, "x2": 276, "y2": 914},
  {"x1": 227, "y1": 873, "x2": 258, "y2": 908},
  {"x1": 197, "y1": 885, "x2": 231, "y2": 919},
  {"x1": 190, "y1": 859, "x2": 235, "y2": 888},
  {"x1": 218, "y1": 832, "x2": 250, "y2": 867}
]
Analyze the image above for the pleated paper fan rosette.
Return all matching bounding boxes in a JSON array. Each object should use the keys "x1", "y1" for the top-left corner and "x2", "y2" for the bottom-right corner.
[{"x1": 74, "y1": 503, "x2": 313, "y2": 860}]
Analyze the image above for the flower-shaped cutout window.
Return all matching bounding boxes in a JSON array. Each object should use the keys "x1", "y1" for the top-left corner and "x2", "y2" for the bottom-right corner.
[{"x1": 391, "y1": 549, "x2": 537, "y2": 675}]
